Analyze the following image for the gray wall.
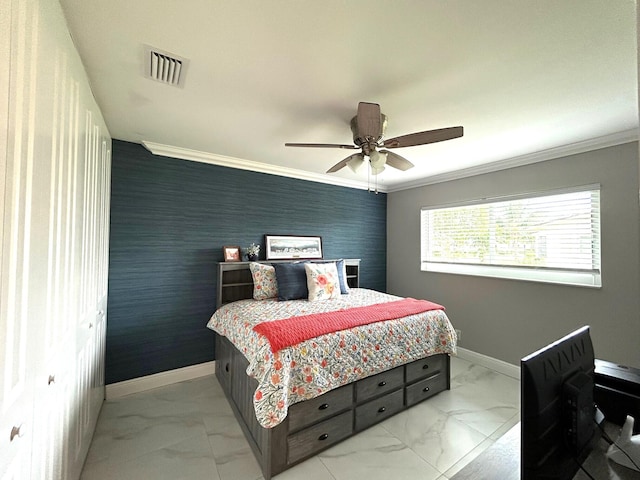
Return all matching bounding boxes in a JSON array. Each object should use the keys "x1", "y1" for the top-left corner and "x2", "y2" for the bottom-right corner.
[{"x1": 387, "y1": 142, "x2": 639, "y2": 368}]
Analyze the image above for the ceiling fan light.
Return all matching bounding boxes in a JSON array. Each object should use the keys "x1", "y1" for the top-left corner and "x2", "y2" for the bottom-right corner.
[
  {"x1": 370, "y1": 164, "x2": 385, "y2": 175},
  {"x1": 346, "y1": 153, "x2": 365, "y2": 173},
  {"x1": 369, "y1": 150, "x2": 387, "y2": 169}
]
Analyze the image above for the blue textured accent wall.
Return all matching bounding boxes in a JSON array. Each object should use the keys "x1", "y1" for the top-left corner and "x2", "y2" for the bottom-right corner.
[{"x1": 107, "y1": 140, "x2": 387, "y2": 384}]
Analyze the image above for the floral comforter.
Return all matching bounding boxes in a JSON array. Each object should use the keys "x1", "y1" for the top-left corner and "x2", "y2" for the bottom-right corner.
[{"x1": 206, "y1": 288, "x2": 457, "y2": 428}]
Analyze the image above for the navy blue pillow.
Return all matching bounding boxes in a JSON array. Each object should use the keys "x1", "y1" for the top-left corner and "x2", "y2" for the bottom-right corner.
[
  {"x1": 273, "y1": 262, "x2": 309, "y2": 300},
  {"x1": 335, "y1": 259, "x2": 350, "y2": 294}
]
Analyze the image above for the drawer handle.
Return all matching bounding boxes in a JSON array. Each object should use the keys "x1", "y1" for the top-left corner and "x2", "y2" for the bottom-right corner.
[
  {"x1": 378, "y1": 406, "x2": 386, "y2": 413},
  {"x1": 318, "y1": 403, "x2": 329, "y2": 410},
  {"x1": 378, "y1": 381, "x2": 387, "y2": 387},
  {"x1": 422, "y1": 364, "x2": 430, "y2": 370},
  {"x1": 423, "y1": 386, "x2": 430, "y2": 393},
  {"x1": 318, "y1": 433, "x2": 329, "y2": 441},
  {"x1": 225, "y1": 363, "x2": 230, "y2": 373}
]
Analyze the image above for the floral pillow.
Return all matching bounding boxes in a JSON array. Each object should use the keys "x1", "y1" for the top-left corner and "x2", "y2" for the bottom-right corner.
[
  {"x1": 304, "y1": 262, "x2": 341, "y2": 302},
  {"x1": 249, "y1": 262, "x2": 278, "y2": 300}
]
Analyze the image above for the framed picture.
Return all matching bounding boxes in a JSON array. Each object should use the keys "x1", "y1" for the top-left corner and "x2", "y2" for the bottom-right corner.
[
  {"x1": 223, "y1": 245, "x2": 241, "y2": 262},
  {"x1": 265, "y1": 235, "x2": 323, "y2": 260}
]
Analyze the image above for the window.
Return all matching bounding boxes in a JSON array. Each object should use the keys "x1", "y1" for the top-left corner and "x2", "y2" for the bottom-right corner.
[{"x1": 420, "y1": 185, "x2": 601, "y2": 287}]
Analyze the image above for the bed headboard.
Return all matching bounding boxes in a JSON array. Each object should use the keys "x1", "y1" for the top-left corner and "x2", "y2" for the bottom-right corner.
[{"x1": 216, "y1": 259, "x2": 360, "y2": 309}]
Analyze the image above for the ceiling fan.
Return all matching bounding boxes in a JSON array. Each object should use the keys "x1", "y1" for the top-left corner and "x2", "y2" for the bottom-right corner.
[{"x1": 285, "y1": 102, "x2": 463, "y2": 175}]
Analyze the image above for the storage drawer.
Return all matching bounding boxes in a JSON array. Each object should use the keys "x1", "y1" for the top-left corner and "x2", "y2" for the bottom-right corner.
[
  {"x1": 288, "y1": 384, "x2": 353, "y2": 432},
  {"x1": 405, "y1": 354, "x2": 445, "y2": 384},
  {"x1": 405, "y1": 371, "x2": 447, "y2": 407},
  {"x1": 287, "y1": 410, "x2": 353, "y2": 465},
  {"x1": 356, "y1": 366, "x2": 404, "y2": 402},
  {"x1": 355, "y1": 388, "x2": 404, "y2": 431}
]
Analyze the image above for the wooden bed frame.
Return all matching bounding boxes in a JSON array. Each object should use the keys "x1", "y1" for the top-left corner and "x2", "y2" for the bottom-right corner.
[{"x1": 214, "y1": 260, "x2": 452, "y2": 479}]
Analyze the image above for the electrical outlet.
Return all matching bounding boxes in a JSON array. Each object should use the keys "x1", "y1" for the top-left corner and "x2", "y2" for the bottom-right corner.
[{"x1": 455, "y1": 329, "x2": 462, "y2": 342}]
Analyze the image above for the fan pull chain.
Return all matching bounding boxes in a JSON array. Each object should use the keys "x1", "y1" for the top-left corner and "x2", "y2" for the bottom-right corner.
[{"x1": 366, "y1": 158, "x2": 379, "y2": 194}]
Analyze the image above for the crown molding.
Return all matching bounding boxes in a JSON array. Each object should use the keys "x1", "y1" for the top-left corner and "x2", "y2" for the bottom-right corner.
[
  {"x1": 142, "y1": 129, "x2": 638, "y2": 195},
  {"x1": 141, "y1": 141, "x2": 386, "y2": 192},
  {"x1": 386, "y1": 129, "x2": 639, "y2": 192}
]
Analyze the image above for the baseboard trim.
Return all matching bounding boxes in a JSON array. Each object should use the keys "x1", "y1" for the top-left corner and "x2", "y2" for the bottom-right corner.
[
  {"x1": 106, "y1": 361, "x2": 216, "y2": 399},
  {"x1": 456, "y1": 347, "x2": 521, "y2": 380}
]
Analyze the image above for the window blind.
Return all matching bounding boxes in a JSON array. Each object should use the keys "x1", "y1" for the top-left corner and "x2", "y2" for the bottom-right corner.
[{"x1": 420, "y1": 186, "x2": 601, "y2": 287}]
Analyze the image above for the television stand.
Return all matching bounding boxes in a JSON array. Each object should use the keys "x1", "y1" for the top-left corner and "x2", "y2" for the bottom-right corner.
[{"x1": 595, "y1": 359, "x2": 640, "y2": 433}]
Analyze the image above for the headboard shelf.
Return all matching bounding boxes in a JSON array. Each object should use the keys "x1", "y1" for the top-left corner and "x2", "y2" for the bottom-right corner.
[{"x1": 216, "y1": 259, "x2": 360, "y2": 309}]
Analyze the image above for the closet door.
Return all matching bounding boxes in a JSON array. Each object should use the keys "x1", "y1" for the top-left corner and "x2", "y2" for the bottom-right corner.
[
  {"x1": 70, "y1": 114, "x2": 111, "y2": 480},
  {"x1": 29, "y1": 7, "x2": 84, "y2": 475},
  {"x1": 0, "y1": 0, "x2": 39, "y2": 477},
  {"x1": 0, "y1": 0, "x2": 111, "y2": 478}
]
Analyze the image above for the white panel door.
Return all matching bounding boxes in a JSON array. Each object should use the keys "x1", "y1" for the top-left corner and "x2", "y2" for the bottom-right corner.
[
  {"x1": 0, "y1": 0, "x2": 111, "y2": 478},
  {"x1": 29, "y1": 9, "x2": 81, "y2": 475},
  {"x1": 0, "y1": 0, "x2": 40, "y2": 477}
]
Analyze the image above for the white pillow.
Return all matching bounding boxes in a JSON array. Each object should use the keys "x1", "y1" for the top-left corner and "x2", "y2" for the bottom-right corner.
[{"x1": 304, "y1": 262, "x2": 341, "y2": 302}]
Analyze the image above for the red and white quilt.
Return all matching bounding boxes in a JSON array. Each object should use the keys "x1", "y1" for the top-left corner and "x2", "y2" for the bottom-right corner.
[{"x1": 207, "y1": 288, "x2": 457, "y2": 428}]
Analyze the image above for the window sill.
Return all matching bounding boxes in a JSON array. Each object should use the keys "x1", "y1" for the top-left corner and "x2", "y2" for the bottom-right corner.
[{"x1": 421, "y1": 262, "x2": 601, "y2": 288}]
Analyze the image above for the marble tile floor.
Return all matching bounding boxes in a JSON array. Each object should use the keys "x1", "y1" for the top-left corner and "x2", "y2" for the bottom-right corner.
[{"x1": 80, "y1": 356, "x2": 520, "y2": 480}]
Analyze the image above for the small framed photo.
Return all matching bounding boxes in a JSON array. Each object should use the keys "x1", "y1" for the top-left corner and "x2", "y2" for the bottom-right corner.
[
  {"x1": 265, "y1": 235, "x2": 323, "y2": 260},
  {"x1": 223, "y1": 245, "x2": 241, "y2": 262}
]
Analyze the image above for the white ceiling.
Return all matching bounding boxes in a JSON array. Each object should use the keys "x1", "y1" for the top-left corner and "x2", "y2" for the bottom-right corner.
[{"x1": 59, "y1": 0, "x2": 638, "y2": 192}]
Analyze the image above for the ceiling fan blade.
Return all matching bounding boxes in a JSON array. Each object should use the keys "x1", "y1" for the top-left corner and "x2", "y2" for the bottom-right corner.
[
  {"x1": 285, "y1": 142, "x2": 358, "y2": 149},
  {"x1": 356, "y1": 102, "x2": 382, "y2": 140},
  {"x1": 326, "y1": 159, "x2": 348, "y2": 173},
  {"x1": 383, "y1": 126, "x2": 463, "y2": 149},
  {"x1": 379, "y1": 150, "x2": 414, "y2": 171}
]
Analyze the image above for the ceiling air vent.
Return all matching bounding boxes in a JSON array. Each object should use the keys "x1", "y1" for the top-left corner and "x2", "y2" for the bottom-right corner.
[{"x1": 144, "y1": 45, "x2": 189, "y2": 88}]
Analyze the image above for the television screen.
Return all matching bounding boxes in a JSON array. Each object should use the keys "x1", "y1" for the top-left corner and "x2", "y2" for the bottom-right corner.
[{"x1": 521, "y1": 326, "x2": 598, "y2": 479}]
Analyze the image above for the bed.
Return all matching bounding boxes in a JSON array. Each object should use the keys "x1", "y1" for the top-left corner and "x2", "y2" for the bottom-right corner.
[{"x1": 207, "y1": 259, "x2": 457, "y2": 479}]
